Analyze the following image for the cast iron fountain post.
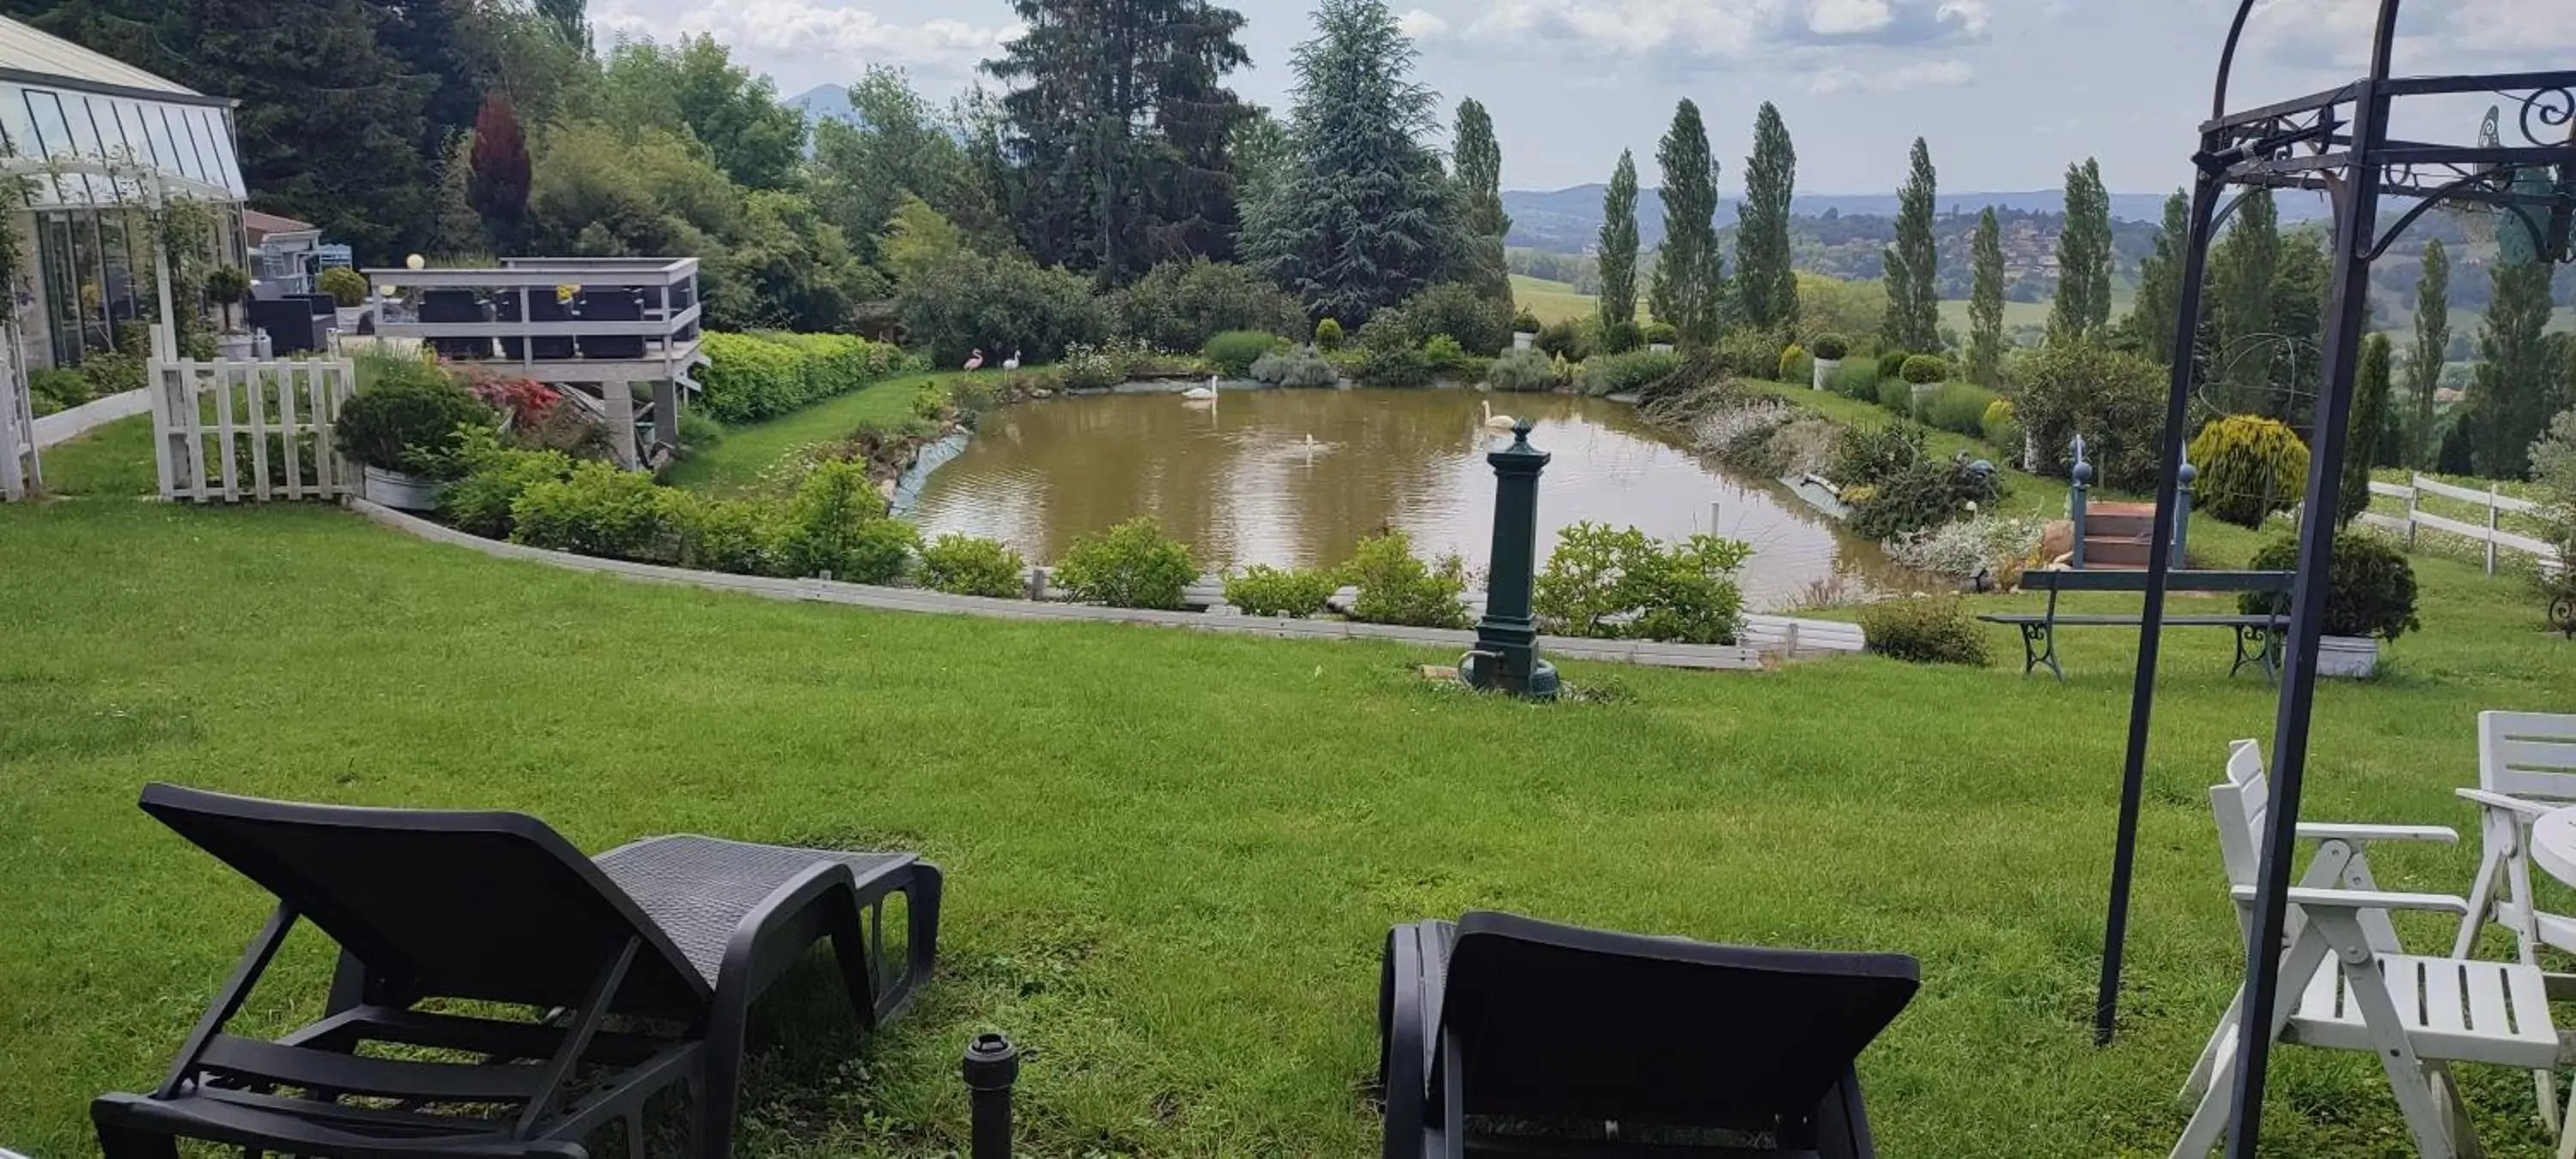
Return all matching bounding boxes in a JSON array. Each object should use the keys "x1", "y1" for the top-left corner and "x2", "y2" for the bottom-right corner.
[{"x1": 1461, "y1": 420, "x2": 1558, "y2": 700}]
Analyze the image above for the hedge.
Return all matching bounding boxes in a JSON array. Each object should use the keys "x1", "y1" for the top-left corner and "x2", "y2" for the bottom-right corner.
[{"x1": 698, "y1": 331, "x2": 917, "y2": 424}]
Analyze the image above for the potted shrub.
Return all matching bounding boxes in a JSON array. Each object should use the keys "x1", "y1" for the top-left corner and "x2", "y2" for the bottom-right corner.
[
  {"x1": 1511, "y1": 306, "x2": 1541, "y2": 351},
  {"x1": 1643, "y1": 320, "x2": 1678, "y2": 354},
  {"x1": 1809, "y1": 332, "x2": 1849, "y2": 390},
  {"x1": 204, "y1": 265, "x2": 254, "y2": 360},
  {"x1": 336, "y1": 356, "x2": 499, "y2": 511},
  {"x1": 2242, "y1": 531, "x2": 2420, "y2": 678},
  {"x1": 319, "y1": 266, "x2": 370, "y2": 332}
]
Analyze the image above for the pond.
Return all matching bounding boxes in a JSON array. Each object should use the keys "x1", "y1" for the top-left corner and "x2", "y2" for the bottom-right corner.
[{"x1": 905, "y1": 388, "x2": 1920, "y2": 611}]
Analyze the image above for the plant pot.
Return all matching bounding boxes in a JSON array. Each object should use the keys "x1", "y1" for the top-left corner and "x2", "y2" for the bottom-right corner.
[
  {"x1": 1812, "y1": 356, "x2": 1840, "y2": 390},
  {"x1": 361, "y1": 465, "x2": 447, "y2": 513},
  {"x1": 1649, "y1": 343, "x2": 1675, "y2": 355},
  {"x1": 334, "y1": 306, "x2": 366, "y2": 332},
  {"x1": 2317, "y1": 634, "x2": 2379, "y2": 679},
  {"x1": 216, "y1": 331, "x2": 256, "y2": 361},
  {"x1": 1513, "y1": 331, "x2": 1537, "y2": 351}
]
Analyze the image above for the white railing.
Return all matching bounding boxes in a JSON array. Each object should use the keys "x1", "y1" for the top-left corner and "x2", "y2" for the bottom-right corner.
[
  {"x1": 2363, "y1": 474, "x2": 2563, "y2": 575},
  {"x1": 151, "y1": 354, "x2": 356, "y2": 502}
]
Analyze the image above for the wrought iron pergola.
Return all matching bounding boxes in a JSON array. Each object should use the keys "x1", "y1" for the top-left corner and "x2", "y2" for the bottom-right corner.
[{"x1": 2087, "y1": 2, "x2": 2575, "y2": 1154}]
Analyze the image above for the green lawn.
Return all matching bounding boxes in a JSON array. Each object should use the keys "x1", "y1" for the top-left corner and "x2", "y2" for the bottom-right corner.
[
  {"x1": 1512, "y1": 273, "x2": 1597, "y2": 326},
  {"x1": 31, "y1": 414, "x2": 158, "y2": 498},
  {"x1": 662, "y1": 369, "x2": 1008, "y2": 495},
  {"x1": 5, "y1": 408, "x2": 2573, "y2": 1156}
]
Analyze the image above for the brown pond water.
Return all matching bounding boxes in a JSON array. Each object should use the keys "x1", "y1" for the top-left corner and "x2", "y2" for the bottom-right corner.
[{"x1": 906, "y1": 388, "x2": 1921, "y2": 610}]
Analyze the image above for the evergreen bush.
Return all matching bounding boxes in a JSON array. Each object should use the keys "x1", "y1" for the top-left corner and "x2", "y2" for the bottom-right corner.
[
  {"x1": 920, "y1": 534, "x2": 1028, "y2": 598},
  {"x1": 2242, "y1": 531, "x2": 2419, "y2": 641},
  {"x1": 1899, "y1": 354, "x2": 1949, "y2": 385},
  {"x1": 2188, "y1": 415, "x2": 2310, "y2": 527},
  {"x1": 1342, "y1": 531, "x2": 1470, "y2": 628},
  {"x1": 1223, "y1": 565, "x2": 1338, "y2": 617},
  {"x1": 1809, "y1": 333, "x2": 1850, "y2": 361},
  {"x1": 509, "y1": 461, "x2": 677, "y2": 561},
  {"x1": 1204, "y1": 331, "x2": 1280, "y2": 377},
  {"x1": 1057, "y1": 517, "x2": 1196, "y2": 610},
  {"x1": 317, "y1": 266, "x2": 369, "y2": 308},
  {"x1": 1315, "y1": 318, "x2": 1343, "y2": 350},
  {"x1": 1859, "y1": 597, "x2": 1990, "y2": 665}
]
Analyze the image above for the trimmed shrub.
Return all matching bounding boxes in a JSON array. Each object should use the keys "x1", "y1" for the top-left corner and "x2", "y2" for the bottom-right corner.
[
  {"x1": 1830, "y1": 357, "x2": 1882, "y2": 402},
  {"x1": 337, "y1": 354, "x2": 496, "y2": 476},
  {"x1": 1203, "y1": 331, "x2": 1280, "y2": 378},
  {"x1": 1057, "y1": 516, "x2": 1196, "y2": 610},
  {"x1": 1920, "y1": 384, "x2": 2002, "y2": 438},
  {"x1": 779, "y1": 459, "x2": 914, "y2": 583},
  {"x1": 2243, "y1": 531, "x2": 2420, "y2": 641},
  {"x1": 2188, "y1": 415, "x2": 2310, "y2": 527},
  {"x1": 1534, "y1": 523, "x2": 1753, "y2": 644},
  {"x1": 1876, "y1": 375, "x2": 1915, "y2": 415},
  {"x1": 443, "y1": 429, "x2": 574, "y2": 539},
  {"x1": 509, "y1": 461, "x2": 676, "y2": 561},
  {"x1": 920, "y1": 534, "x2": 1028, "y2": 598},
  {"x1": 1876, "y1": 350, "x2": 1911, "y2": 381},
  {"x1": 1486, "y1": 349, "x2": 1558, "y2": 393},
  {"x1": 1223, "y1": 564, "x2": 1337, "y2": 617},
  {"x1": 2009, "y1": 339, "x2": 2166, "y2": 488},
  {"x1": 1642, "y1": 320, "x2": 1678, "y2": 346},
  {"x1": 1899, "y1": 354, "x2": 1949, "y2": 385},
  {"x1": 1777, "y1": 343, "x2": 1810, "y2": 385},
  {"x1": 673, "y1": 495, "x2": 785, "y2": 576},
  {"x1": 1109, "y1": 259, "x2": 1302, "y2": 353},
  {"x1": 1859, "y1": 597, "x2": 1991, "y2": 665},
  {"x1": 1315, "y1": 317, "x2": 1344, "y2": 351},
  {"x1": 1809, "y1": 333, "x2": 1851, "y2": 361},
  {"x1": 1534, "y1": 318, "x2": 1592, "y2": 361},
  {"x1": 1599, "y1": 319, "x2": 1643, "y2": 355},
  {"x1": 1580, "y1": 349, "x2": 1682, "y2": 397},
  {"x1": 1511, "y1": 306, "x2": 1541, "y2": 334},
  {"x1": 317, "y1": 266, "x2": 368, "y2": 307},
  {"x1": 1342, "y1": 531, "x2": 1470, "y2": 628},
  {"x1": 696, "y1": 331, "x2": 914, "y2": 425}
]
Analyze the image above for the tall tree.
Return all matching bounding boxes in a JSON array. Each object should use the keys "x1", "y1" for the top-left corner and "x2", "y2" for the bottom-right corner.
[
  {"x1": 2048, "y1": 157, "x2": 2114, "y2": 345},
  {"x1": 2408, "y1": 239, "x2": 2451, "y2": 468},
  {"x1": 600, "y1": 36, "x2": 806, "y2": 191},
  {"x1": 1880, "y1": 137, "x2": 1938, "y2": 354},
  {"x1": 2208, "y1": 187, "x2": 2280, "y2": 414},
  {"x1": 466, "y1": 92, "x2": 530, "y2": 255},
  {"x1": 986, "y1": 0, "x2": 1254, "y2": 282},
  {"x1": 2342, "y1": 332, "x2": 2393, "y2": 525},
  {"x1": 1452, "y1": 98, "x2": 1512, "y2": 307},
  {"x1": 1649, "y1": 100, "x2": 1724, "y2": 346},
  {"x1": 810, "y1": 67, "x2": 990, "y2": 265},
  {"x1": 1967, "y1": 207, "x2": 2005, "y2": 387},
  {"x1": 2266, "y1": 233, "x2": 2329, "y2": 426},
  {"x1": 1242, "y1": 0, "x2": 1460, "y2": 325},
  {"x1": 535, "y1": 0, "x2": 588, "y2": 53},
  {"x1": 2465, "y1": 258, "x2": 2565, "y2": 477},
  {"x1": 2123, "y1": 190, "x2": 2190, "y2": 362},
  {"x1": 1735, "y1": 101, "x2": 1798, "y2": 331},
  {"x1": 1597, "y1": 149, "x2": 1640, "y2": 338}
]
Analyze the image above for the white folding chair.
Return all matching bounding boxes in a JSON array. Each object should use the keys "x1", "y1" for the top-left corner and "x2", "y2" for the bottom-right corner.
[
  {"x1": 2451, "y1": 710, "x2": 2576, "y2": 1132},
  {"x1": 2176, "y1": 740, "x2": 2565, "y2": 1159}
]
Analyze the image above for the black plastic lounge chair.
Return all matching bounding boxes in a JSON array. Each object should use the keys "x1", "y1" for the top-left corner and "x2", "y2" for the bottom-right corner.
[
  {"x1": 93, "y1": 784, "x2": 942, "y2": 1159},
  {"x1": 1377, "y1": 911, "x2": 1919, "y2": 1159}
]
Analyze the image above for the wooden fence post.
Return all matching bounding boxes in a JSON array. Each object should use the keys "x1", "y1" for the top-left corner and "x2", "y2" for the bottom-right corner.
[
  {"x1": 2487, "y1": 482, "x2": 2500, "y2": 576},
  {"x1": 2405, "y1": 473, "x2": 2420, "y2": 551}
]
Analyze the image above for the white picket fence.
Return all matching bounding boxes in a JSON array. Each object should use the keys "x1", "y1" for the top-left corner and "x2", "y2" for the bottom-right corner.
[
  {"x1": 0, "y1": 343, "x2": 33, "y2": 501},
  {"x1": 151, "y1": 355, "x2": 356, "y2": 502},
  {"x1": 2363, "y1": 474, "x2": 2563, "y2": 575}
]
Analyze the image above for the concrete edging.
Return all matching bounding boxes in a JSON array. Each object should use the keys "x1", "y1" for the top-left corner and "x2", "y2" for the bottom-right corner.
[{"x1": 33, "y1": 388, "x2": 149, "y2": 448}]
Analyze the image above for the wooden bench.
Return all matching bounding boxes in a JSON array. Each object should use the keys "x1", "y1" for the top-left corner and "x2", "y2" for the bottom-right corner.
[{"x1": 1980, "y1": 569, "x2": 2294, "y2": 683}]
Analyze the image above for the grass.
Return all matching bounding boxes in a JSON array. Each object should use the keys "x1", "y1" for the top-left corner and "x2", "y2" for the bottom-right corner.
[
  {"x1": 660, "y1": 369, "x2": 1006, "y2": 495},
  {"x1": 30, "y1": 414, "x2": 157, "y2": 497},
  {"x1": 1512, "y1": 273, "x2": 1597, "y2": 326}
]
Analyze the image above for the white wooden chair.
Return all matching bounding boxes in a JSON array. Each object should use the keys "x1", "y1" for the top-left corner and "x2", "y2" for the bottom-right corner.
[
  {"x1": 2175, "y1": 740, "x2": 2565, "y2": 1159},
  {"x1": 2451, "y1": 710, "x2": 2576, "y2": 1133}
]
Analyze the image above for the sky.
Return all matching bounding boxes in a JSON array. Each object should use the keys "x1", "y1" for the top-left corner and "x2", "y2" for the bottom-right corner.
[{"x1": 589, "y1": 0, "x2": 2576, "y2": 196}]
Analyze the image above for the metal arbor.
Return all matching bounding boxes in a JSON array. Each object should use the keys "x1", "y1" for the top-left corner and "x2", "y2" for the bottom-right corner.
[{"x1": 2085, "y1": 3, "x2": 2576, "y2": 1155}]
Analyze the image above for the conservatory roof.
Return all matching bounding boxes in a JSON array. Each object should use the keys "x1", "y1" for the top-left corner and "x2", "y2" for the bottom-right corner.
[{"x1": 0, "y1": 18, "x2": 215, "y2": 105}]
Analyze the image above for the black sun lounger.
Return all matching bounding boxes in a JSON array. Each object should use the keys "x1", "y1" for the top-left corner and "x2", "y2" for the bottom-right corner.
[
  {"x1": 92, "y1": 784, "x2": 942, "y2": 1159},
  {"x1": 1378, "y1": 911, "x2": 1918, "y2": 1159}
]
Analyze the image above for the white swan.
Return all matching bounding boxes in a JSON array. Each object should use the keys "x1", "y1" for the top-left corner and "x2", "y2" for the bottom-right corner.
[
  {"x1": 1481, "y1": 398, "x2": 1517, "y2": 431},
  {"x1": 1181, "y1": 375, "x2": 1218, "y2": 402}
]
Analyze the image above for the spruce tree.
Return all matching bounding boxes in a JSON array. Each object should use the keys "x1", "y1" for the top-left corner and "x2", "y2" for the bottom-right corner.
[
  {"x1": 2267, "y1": 234, "x2": 2329, "y2": 426},
  {"x1": 1242, "y1": 0, "x2": 1461, "y2": 325},
  {"x1": 2048, "y1": 158, "x2": 2113, "y2": 345},
  {"x1": 2465, "y1": 259, "x2": 2563, "y2": 477},
  {"x1": 1597, "y1": 150, "x2": 1641, "y2": 340},
  {"x1": 2342, "y1": 332, "x2": 2392, "y2": 525},
  {"x1": 1735, "y1": 101, "x2": 1798, "y2": 331},
  {"x1": 1453, "y1": 98, "x2": 1512, "y2": 307},
  {"x1": 1967, "y1": 206, "x2": 2005, "y2": 387},
  {"x1": 1880, "y1": 137, "x2": 1939, "y2": 354},
  {"x1": 2208, "y1": 187, "x2": 2280, "y2": 414},
  {"x1": 1649, "y1": 100, "x2": 1724, "y2": 346},
  {"x1": 2408, "y1": 240, "x2": 2451, "y2": 468},
  {"x1": 2124, "y1": 190, "x2": 2190, "y2": 362}
]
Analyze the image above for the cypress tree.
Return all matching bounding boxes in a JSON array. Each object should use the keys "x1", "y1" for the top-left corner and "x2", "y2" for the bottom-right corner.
[
  {"x1": 1967, "y1": 206, "x2": 2005, "y2": 387},
  {"x1": 1597, "y1": 149, "x2": 1640, "y2": 339},
  {"x1": 1649, "y1": 100, "x2": 1724, "y2": 346},
  {"x1": 1880, "y1": 137, "x2": 1939, "y2": 354},
  {"x1": 2049, "y1": 158, "x2": 2113, "y2": 345},
  {"x1": 1453, "y1": 98, "x2": 1512, "y2": 307},
  {"x1": 2124, "y1": 190, "x2": 2190, "y2": 362},
  {"x1": 2466, "y1": 259, "x2": 2563, "y2": 478},
  {"x1": 2408, "y1": 240, "x2": 2451, "y2": 468},
  {"x1": 1735, "y1": 101, "x2": 1798, "y2": 331},
  {"x1": 2208, "y1": 187, "x2": 2280, "y2": 413},
  {"x1": 2342, "y1": 332, "x2": 2393, "y2": 525}
]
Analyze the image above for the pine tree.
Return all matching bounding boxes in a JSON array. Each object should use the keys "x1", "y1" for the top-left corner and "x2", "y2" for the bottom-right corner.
[
  {"x1": 1735, "y1": 101, "x2": 1797, "y2": 331},
  {"x1": 2465, "y1": 259, "x2": 2564, "y2": 478},
  {"x1": 2342, "y1": 332, "x2": 2392, "y2": 525},
  {"x1": 1453, "y1": 98, "x2": 1512, "y2": 307},
  {"x1": 1242, "y1": 0, "x2": 1461, "y2": 325},
  {"x1": 2048, "y1": 158, "x2": 2113, "y2": 345},
  {"x1": 1880, "y1": 137, "x2": 1938, "y2": 354},
  {"x1": 2123, "y1": 190, "x2": 2190, "y2": 363},
  {"x1": 428, "y1": 132, "x2": 485, "y2": 258},
  {"x1": 2208, "y1": 187, "x2": 2280, "y2": 414},
  {"x1": 1597, "y1": 149, "x2": 1640, "y2": 338},
  {"x1": 1649, "y1": 100, "x2": 1724, "y2": 345},
  {"x1": 467, "y1": 93, "x2": 530, "y2": 255},
  {"x1": 2408, "y1": 240, "x2": 2451, "y2": 468},
  {"x1": 1967, "y1": 207, "x2": 2005, "y2": 387},
  {"x1": 2267, "y1": 234, "x2": 2329, "y2": 426}
]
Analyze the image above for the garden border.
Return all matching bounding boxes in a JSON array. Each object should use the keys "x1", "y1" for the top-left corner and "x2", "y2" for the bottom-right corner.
[
  {"x1": 346, "y1": 497, "x2": 1787, "y2": 671},
  {"x1": 31, "y1": 387, "x2": 147, "y2": 448}
]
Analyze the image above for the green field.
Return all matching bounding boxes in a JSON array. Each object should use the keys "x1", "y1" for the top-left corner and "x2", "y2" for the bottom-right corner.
[
  {"x1": 7, "y1": 397, "x2": 2574, "y2": 1156},
  {"x1": 1511, "y1": 273, "x2": 1596, "y2": 326},
  {"x1": 660, "y1": 368, "x2": 1005, "y2": 495}
]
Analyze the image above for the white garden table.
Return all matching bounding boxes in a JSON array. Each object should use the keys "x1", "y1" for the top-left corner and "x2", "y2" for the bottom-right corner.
[{"x1": 2529, "y1": 806, "x2": 2576, "y2": 889}]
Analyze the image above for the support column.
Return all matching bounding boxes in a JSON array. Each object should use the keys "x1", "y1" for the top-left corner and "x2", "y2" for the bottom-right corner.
[{"x1": 602, "y1": 380, "x2": 637, "y2": 470}]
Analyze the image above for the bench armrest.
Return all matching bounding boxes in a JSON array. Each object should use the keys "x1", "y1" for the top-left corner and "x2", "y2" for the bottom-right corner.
[
  {"x1": 2455, "y1": 787, "x2": 2562, "y2": 821},
  {"x1": 2233, "y1": 885, "x2": 2470, "y2": 915},
  {"x1": 2295, "y1": 822, "x2": 2458, "y2": 845}
]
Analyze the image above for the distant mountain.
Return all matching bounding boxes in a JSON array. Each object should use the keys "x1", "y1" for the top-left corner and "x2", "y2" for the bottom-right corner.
[
  {"x1": 1501, "y1": 185, "x2": 2331, "y2": 253},
  {"x1": 787, "y1": 83, "x2": 854, "y2": 126}
]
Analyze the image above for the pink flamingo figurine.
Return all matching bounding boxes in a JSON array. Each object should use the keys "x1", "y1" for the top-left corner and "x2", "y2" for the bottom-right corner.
[{"x1": 963, "y1": 349, "x2": 985, "y2": 372}]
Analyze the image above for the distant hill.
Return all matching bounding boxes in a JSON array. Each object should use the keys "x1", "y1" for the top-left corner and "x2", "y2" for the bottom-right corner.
[
  {"x1": 787, "y1": 83, "x2": 854, "y2": 126},
  {"x1": 1501, "y1": 185, "x2": 2332, "y2": 253}
]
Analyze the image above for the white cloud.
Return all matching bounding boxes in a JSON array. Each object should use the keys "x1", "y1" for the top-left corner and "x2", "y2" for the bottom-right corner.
[
  {"x1": 1807, "y1": 0, "x2": 1893, "y2": 36},
  {"x1": 1453, "y1": 0, "x2": 1986, "y2": 68},
  {"x1": 1806, "y1": 58, "x2": 1976, "y2": 93},
  {"x1": 1397, "y1": 8, "x2": 1454, "y2": 38},
  {"x1": 591, "y1": 1, "x2": 1018, "y2": 80},
  {"x1": 2244, "y1": 0, "x2": 2576, "y2": 72}
]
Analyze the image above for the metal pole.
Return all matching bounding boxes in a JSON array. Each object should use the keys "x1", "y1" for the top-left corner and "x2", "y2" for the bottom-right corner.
[
  {"x1": 963, "y1": 1033, "x2": 1018, "y2": 1159},
  {"x1": 1461, "y1": 421, "x2": 1558, "y2": 700},
  {"x1": 2225, "y1": 67, "x2": 2391, "y2": 1159},
  {"x1": 2096, "y1": 157, "x2": 2227, "y2": 1045}
]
